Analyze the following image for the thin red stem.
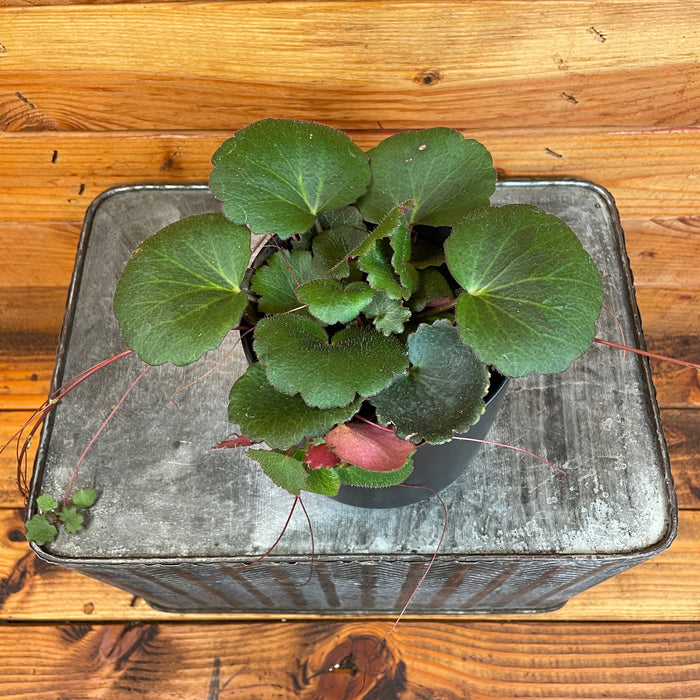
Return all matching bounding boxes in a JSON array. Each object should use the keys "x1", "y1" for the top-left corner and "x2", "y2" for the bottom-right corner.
[
  {"x1": 594, "y1": 338, "x2": 700, "y2": 369},
  {"x1": 452, "y1": 436, "x2": 566, "y2": 480},
  {"x1": 63, "y1": 364, "x2": 150, "y2": 505}
]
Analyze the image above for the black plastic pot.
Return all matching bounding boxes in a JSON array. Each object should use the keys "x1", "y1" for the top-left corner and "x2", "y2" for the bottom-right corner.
[{"x1": 239, "y1": 314, "x2": 509, "y2": 509}]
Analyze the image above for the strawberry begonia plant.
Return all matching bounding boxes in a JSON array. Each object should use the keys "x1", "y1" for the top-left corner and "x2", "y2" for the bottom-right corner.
[{"x1": 112, "y1": 118, "x2": 603, "y2": 498}]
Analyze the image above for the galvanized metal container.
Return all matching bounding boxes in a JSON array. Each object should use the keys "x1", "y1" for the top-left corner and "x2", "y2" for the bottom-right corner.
[{"x1": 28, "y1": 180, "x2": 677, "y2": 614}]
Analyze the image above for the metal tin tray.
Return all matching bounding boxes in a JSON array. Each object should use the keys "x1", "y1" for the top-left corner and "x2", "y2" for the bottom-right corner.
[{"x1": 28, "y1": 179, "x2": 677, "y2": 614}]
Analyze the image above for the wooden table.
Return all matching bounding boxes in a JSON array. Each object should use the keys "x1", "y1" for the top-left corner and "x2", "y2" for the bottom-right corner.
[{"x1": 1, "y1": 1, "x2": 699, "y2": 696}]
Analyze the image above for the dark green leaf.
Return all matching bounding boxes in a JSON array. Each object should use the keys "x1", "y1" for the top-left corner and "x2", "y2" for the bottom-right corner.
[
  {"x1": 254, "y1": 315, "x2": 408, "y2": 409},
  {"x1": 373, "y1": 320, "x2": 489, "y2": 444},
  {"x1": 336, "y1": 456, "x2": 414, "y2": 488},
  {"x1": 228, "y1": 363, "x2": 363, "y2": 449},
  {"x1": 305, "y1": 467, "x2": 341, "y2": 497},
  {"x1": 349, "y1": 202, "x2": 411, "y2": 258},
  {"x1": 409, "y1": 267, "x2": 454, "y2": 312},
  {"x1": 113, "y1": 214, "x2": 251, "y2": 366},
  {"x1": 251, "y1": 249, "x2": 320, "y2": 314},
  {"x1": 445, "y1": 204, "x2": 604, "y2": 376},
  {"x1": 248, "y1": 449, "x2": 308, "y2": 495},
  {"x1": 318, "y1": 205, "x2": 365, "y2": 230},
  {"x1": 210, "y1": 118, "x2": 371, "y2": 237},
  {"x1": 72, "y1": 488, "x2": 98, "y2": 508},
  {"x1": 36, "y1": 493, "x2": 58, "y2": 511},
  {"x1": 358, "y1": 239, "x2": 410, "y2": 300},
  {"x1": 357, "y1": 128, "x2": 496, "y2": 226},
  {"x1": 312, "y1": 225, "x2": 369, "y2": 278},
  {"x1": 296, "y1": 279, "x2": 373, "y2": 324},
  {"x1": 25, "y1": 514, "x2": 58, "y2": 545}
]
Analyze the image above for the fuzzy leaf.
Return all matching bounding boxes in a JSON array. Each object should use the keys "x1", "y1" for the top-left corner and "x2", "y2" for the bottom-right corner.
[
  {"x1": 113, "y1": 214, "x2": 250, "y2": 366},
  {"x1": 358, "y1": 239, "x2": 410, "y2": 300},
  {"x1": 337, "y1": 456, "x2": 414, "y2": 488},
  {"x1": 349, "y1": 203, "x2": 410, "y2": 258},
  {"x1": 304, "y1": 443, "x2": 342, "y2": 469},
  {"x1": 25, "y1": 514, "x2": 58, "y2": 545},
  {"x1": 373, "y1": 320, "x2": 489, "y2": 444},
  {"x1": 445, "y1": 204, "x2": 604, "y2": 376},
  {"x1": 228, "y1": 363, "x2": 363, "y2": 449},
  {"x1": 248, "y1": 450, "x2": 308, "y2": 495},
  {"x1": 251, "y1": 249, "x2": 320, "y2": 314},
  {"x1": 296, "y1": 279, "x2": 373, "y2": 325},
  {"x1": 71, "y1": 488, "x2": 97, "y2": 508},
  {"x1": 390, "y1": 217, "x2": 419, "y2": 292},
  {"x1": 312, "y1": 225, "x2": 369, "y2": 278},
  {"x1": 210, "y1": 119, "x2": 370, "y2": 237},
  {"x1": 364, "y1": 291, "x2": 411, "y2": 335},
  {"x1": 36, "y1": 493, "x2": 58, "y2": 511},
  {"x1": 409, "y1": 268, "x2": 454, "y2": 312},
  {"x1": 254, "y1": 315, "x2": 408, "y2": 409},
  {"x1": 318, "y1": 205, "x2": 365, "y2": 230},
  {"x1": 305, "y1": 467, "x2": 341, "y2": 497},
  {"x1": 325, "y1": 421, "x2": 416, "y2": 472},
  {"x1": 59, "y1": 507, "x2": 84, "y2": 535},
  {"x1": 357, "y1": 128, "x2": 496, "y2": 226}
]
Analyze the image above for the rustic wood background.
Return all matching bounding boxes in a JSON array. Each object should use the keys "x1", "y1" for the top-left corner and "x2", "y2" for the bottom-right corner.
[{"x1": 1, "y1": 0, "x2": 699, "y2": 696}]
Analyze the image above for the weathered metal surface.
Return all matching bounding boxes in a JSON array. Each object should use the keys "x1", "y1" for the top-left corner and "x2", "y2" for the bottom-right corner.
[{"x1": 29, "y1": 180, "x2": 677, "y2": 614}]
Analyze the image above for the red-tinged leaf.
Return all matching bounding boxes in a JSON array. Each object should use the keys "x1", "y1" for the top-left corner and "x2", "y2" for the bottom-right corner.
[
  {"x1": 325, "y1": 421, "x2": 415, "y2": 472},
  {"x1": 304, "y1": 443, "x2": 342, "y2": 470},
  {"x1": 212, "y1": 434, "x2": 259, "y2": 450}
]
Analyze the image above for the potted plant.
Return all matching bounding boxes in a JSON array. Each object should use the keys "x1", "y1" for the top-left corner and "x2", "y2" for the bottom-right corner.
[
  {"x1": 104, "y1": 118, "x2": 602, "y2": 508},
  {"x1": 17, "y1": 118, "x2": 682, "y2": 615}
]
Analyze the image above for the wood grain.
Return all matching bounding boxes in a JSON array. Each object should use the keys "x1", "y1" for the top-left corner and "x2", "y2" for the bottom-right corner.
[
  {"x1": 2, "y1": 1, "x2": 700, "y2": 132},
  {"x1": 2, "y1": 130, "x2": 700, "y2": 222},
  {"x1": 0, "y1": 620, "x2": 699, "y2": 698},
  {"x1": 1, "y1": 508, "x2": 699, "y2": 623}
]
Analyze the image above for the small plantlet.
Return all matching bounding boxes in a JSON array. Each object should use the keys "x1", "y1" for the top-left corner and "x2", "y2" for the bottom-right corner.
[{"x1": 25, "y1": 488, "x2": 98, "y2": 545}]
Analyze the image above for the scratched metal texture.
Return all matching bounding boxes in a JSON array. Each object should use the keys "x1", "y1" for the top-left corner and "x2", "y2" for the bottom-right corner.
[{"x1": 28, "y1": 181, "x2": 677, "y2": 614}]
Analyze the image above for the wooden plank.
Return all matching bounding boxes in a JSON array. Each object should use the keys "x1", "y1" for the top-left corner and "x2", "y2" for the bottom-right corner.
[
  {"x1": 663, "y1": 410, "x2": 700, "y2": 510},
  {"x1": 1, "y1": 508, "x2": 700, "y2": 622},
  {"x1": 3, "y1": 130, "x2": 700, "y2": 223},
  {"x1": 0, "y1": 620, "x2": 699, "y2": 698},
  {"x1": 649, "y1": 336, "x2": 700, "y2": 409},
  {"x1": 2, "y1": 1, "x2": 700, "y2": 132}
]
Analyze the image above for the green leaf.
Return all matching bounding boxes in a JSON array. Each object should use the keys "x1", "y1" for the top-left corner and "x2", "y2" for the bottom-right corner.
[
  {"x1": 59, "y1": 507, "x2": 84, "y2": 535},
  {"x1": 36, "y1": 493, "x2": 58, "y2": 511},
  {"x1": 358, "y1": 239, "x2": 410, "y2": 300},
  {"x1": 72, "y1": 488, "x2": 97, "y2": 508},
  {"x1": 389, "y1": 216, "x2": 419, "y2": 292},
  {"x1": 312, "y1": 225, "x2": 369, "y2": 278},
  {"x1": 409, "y1": 268, "x2": 454, "y2": 312},
  {"x1": 296, "y1": 279, "x2": 373, "y2": 325},
  {"x1": 445, "y1": 204, "x2": 604, "y2": 376},
  {"x1": 318, "y1": 205, "x2": 365, "y2": 231},
  {"x1": 254, "y1": 315, "x2": 408, "y2": 409},
  {"x1": 25, "y1": 514, "x2": 58, "y2": 545},
  {"x1": 251, "y1": 249, "x2": 320, "y2": 314},
  {"x1": 364, "y1": 291, "x2": 411, "y2": 335},
  {"x1": 228, "y1": 363, "x2": 363, "y2": 449},
  {"x1": 372, "y1": 320, "x2": 489, "y2": 444},
  {"x1": 248, "y1": 450, "x2": 308, "y2": 495},
  {"x1": 348, "y1": 202, "x2": 411, "y2": 258},
  {"x1": 357, "y1": 128, "x2": 496, "y2": 226},
  {"x1": 336, "y1": 456, "x2": 414, "y2": 488},
  {"x1": 210, "y1": 118, "x2": 371, "y2": 237},
  {"x1": 113, "y1": 214, "x2": 251, "y2": 366},
  {"x1": 305, "y1": 467, "x2": 341, "y2": 497}
]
